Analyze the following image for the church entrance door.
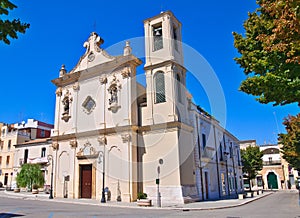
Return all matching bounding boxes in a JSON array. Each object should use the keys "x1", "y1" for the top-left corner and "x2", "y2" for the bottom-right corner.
[{"x1": 80, "y1": 164, "x2": 92, "y2": 198}]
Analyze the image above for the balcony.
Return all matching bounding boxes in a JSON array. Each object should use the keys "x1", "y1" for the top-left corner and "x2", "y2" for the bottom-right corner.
[
  {"x1": 263, "y1": 160, "x2": 281, "y2": 166},
  {"x1": 202, "y1": 147, "x2": 215, "y2": 161},
  {"x1": 17, "y1": 131, "x2": 30, "y2": 137},
  {"x1": 27, "y1": 157, "x2": 48, "y2": 164}
]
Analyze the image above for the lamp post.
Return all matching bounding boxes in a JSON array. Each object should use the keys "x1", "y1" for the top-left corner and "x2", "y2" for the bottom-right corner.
[
  {"x1": 10, "y1": 172, "x2": 13, "y2": 191},
  {"x1": 47, "y1": 155, "x2": 54, "y2": 199},
  {"x1": 297, "y1": 177, "x2": 300, "y2": 205},
  {"x1": 157, "y1": 158, "x2": 163, "y2": 207},
  {"x1": 98, "y1": 150, "x2": 106, "y2": 203}
]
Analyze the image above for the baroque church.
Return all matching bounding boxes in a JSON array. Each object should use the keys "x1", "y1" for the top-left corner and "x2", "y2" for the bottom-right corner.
[{"x1": 51, "y1": 11, "x2": 243, "y2": 205}]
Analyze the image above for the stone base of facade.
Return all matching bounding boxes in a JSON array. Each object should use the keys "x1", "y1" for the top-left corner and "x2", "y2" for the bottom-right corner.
[{"x1": 145, "y1": 185, "x2": 199, "y2": 205}]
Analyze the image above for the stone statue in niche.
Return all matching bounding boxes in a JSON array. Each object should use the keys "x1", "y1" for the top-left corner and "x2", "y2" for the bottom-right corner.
[
  {"x1": 109, "y1": 85, "x2": 118, "y2": 105},
  {"x1": 107, "y1": 75, "x2": 121, "y2": 112},
  {"x1": 63, "y1": 97, "x2": 70, "y2": 114},
  {"x1": 61, "y1": 90, "x2": 72, "y2": 122}
]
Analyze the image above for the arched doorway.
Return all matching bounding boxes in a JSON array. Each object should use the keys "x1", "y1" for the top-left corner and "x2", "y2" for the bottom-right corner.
[{"x1": 267, "y1": 172, "x2": 278, "y2": 189}]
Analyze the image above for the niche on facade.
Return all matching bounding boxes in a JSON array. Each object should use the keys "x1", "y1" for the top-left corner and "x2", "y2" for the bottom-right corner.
[
  {"x1": 77, "y1": 141, "x2": 99, "y2": 159},
  {"x1": 61, "y1": 90, "x2": 72, "y2": 122},
  {"x1": 108, "y1": 75, "x2": 121, "y2": 113}
]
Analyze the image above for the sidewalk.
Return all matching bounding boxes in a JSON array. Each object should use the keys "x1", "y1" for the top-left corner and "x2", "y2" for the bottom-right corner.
[{"x1": 0, "y1": 189, "x2": 275, "y2": 211}]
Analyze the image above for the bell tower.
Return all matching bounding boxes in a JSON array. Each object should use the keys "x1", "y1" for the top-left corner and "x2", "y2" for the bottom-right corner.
[
  {"x1": 143, "y1": 11, "x2": 188, "y2": 125},
  {"x1": 144, "y1": 11, "x2": 183, "y2": 67},
  {"x1": 140, "y1": 12, "x2": 194, "y2": 205}
]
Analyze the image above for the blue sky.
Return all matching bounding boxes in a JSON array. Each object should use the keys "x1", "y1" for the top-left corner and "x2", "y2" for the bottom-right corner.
[{"x1": 0, "y1": 0, "x2": 298, "y2": 145}]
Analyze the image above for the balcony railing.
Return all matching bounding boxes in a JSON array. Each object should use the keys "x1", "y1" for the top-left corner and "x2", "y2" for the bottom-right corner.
[
  {"x1": 263, "y1": 160, "x2": 281, "y2": 166},
  {"x1": 18, "y1": 131, "x2": 30, "y2": 137},
  {"x1": 202, "y1": 147, "x2": 215, "y2": 159}
]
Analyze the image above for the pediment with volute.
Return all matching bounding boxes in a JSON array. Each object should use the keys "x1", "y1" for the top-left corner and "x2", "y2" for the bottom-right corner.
[{"x1": 71, "y1": 32, "x2": 116, "y2": 73}]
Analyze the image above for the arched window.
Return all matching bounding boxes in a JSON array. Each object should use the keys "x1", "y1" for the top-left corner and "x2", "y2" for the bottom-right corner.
[
  {"x1": 154, "y1": 71, "x2": 166, "y2": 103},
  {"x1": 153, "y1": 23, "x2": 163, "y2": 51},
  {"x1": 176, "y1": 73, "x2": 182, "y2": 103}
]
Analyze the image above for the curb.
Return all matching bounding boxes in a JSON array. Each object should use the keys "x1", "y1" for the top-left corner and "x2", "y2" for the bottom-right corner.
[
  {"x1": 172, "y1": 192, "x2": 273, "y2": 211},
  {"x1": 0, "y1": 190, "x2": 273, "y2": 211}
]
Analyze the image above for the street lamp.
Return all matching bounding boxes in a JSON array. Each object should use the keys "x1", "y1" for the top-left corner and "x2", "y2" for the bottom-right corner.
[
  {"x1": 47, "y1": 155, "x2": 54, "y2": 199},
  {"x1": 10, "y1": 172, "x2": 13, "y2": 191},
  {"x1": 297, "y1": 177, "x2": 300, "y2": 205},
  {"x1": 98, "y1": 151, "x2": 106, "y2": 203},
  {"x1": 156, "y1": 158, "x2": 163, "y2": 207}
]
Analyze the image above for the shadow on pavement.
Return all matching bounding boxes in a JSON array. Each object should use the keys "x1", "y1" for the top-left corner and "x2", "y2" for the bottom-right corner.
[{"x1": 0, "y1": 213, "x2": 24, "y2": 218}]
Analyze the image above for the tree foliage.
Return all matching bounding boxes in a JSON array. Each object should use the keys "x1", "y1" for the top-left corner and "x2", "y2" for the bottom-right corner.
[
  {"x1": 279, "y1": 114, "x2": 300, "y2": 170},
  {"x1": 233, "y1": 0, "x2": 300, "y2": 106},
  {"x1": 241, "y1": 146, "x2": 263, "y2": 190},
  {"x1": 0, "y1": 0, "x2": 30, "y2": 44},
  {"x1": 16, "y1": 164, "x2": 45, "y2": 190}
]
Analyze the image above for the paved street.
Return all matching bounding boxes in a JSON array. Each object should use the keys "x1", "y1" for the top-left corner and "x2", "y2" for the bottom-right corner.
[{"x1": 0, "y1": 190, "x2": 299, "y2": 218}]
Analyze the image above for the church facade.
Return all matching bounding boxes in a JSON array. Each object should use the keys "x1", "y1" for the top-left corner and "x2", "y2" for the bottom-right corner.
[{"x1": 51, "y1": 11, "x2": 243, "y2": 205}]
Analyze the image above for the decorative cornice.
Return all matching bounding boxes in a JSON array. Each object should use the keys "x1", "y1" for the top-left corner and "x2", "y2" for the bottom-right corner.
[
  {"x1": 138, "y1": 121, "x2": 193, "y2": 133},
  {"x1": 51, "y1": 71, "x2": 81, "y2": 87},
  {"x1": 51, "y1": 133, "x2": 76, "y2": 141},
  {"x1": 144, "y1": 60, "x2": 186, "y2": 72},
  {"x1": 50, "y1": 123, "x2": 191, "y2": 141}
]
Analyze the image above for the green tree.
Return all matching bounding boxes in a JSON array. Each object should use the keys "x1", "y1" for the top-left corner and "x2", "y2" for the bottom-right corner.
[
  {"x1": 279, "y1": 114, "x2": 300, "y2": 170},
  {"x1": 241, "y1": 146, "x2": 263, "y2": 191},
  {"x1": 233, "y1": 0, "x2": 300, "y2": 106},
  {"x1": 0, "y1": 0, "x2": 30, "y2": 44},
  {"x1": 16, "y1": 164, "x2": 45, "y2": 191}
]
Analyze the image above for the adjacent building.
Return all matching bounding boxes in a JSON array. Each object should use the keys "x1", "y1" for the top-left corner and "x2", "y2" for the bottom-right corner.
[
  {"x1": 239, "y1": 140, "x2": 299, "y2": 191},
  {"x1": 260, "y1": 144, "x2": 299, "y2": 190},
  {"x1": 0, "y1": 119, "x2": 53, "y2": 188},
  {"x1": 13, "y1": 138, "x2": 53, "y2": 190},
  {"x1": 50, "y1": 11, "x2": 242, "y2": 205}
]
